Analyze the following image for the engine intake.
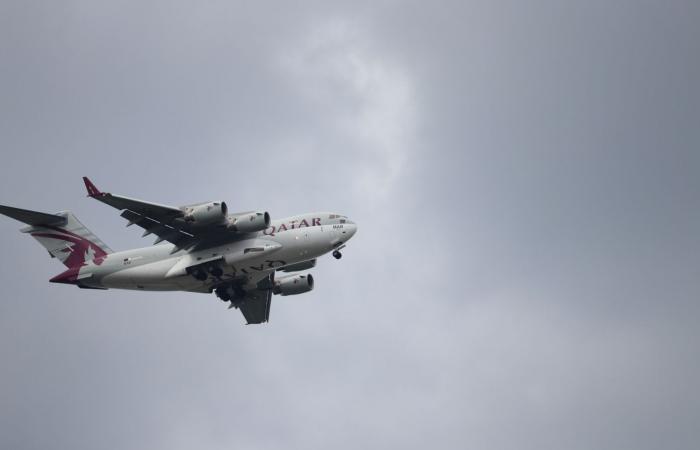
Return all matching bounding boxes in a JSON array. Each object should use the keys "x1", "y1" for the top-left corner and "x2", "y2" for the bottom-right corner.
[
  {"x1": 228, "y1": 211, "x2": 270, "y2": 233},
  {"x1": 183, "y1": 201, "x2": 228, "y2": 225},
  {"x1": 273, "y1": 273, "x2": 314, "y2": 296}
]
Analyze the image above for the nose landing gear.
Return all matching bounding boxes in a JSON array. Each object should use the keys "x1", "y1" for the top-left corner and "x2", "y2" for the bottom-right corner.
[{"x1": 332, "y1": 243, "x2": 346, "y2": 260}]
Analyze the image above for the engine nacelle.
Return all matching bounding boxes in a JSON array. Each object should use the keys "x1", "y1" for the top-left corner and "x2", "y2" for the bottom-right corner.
[
  {"x1": 228, "y1": 211, "x2": 270, "y2": 233},
  {"x1": 273, "y1": 273, "x2": 314, "y2": 296},
  {"x1": 183, "y1": 201, "x2": 228, "y2": 225}
]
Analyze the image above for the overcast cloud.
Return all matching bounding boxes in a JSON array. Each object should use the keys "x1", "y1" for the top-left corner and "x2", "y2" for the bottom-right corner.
[{"x1": 1, "y1": 1, "x2": 699, "y2": 449}]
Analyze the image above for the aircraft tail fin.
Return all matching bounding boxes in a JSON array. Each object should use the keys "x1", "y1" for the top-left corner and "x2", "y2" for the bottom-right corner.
[{"x1": 0, "y1": 205, "x2": 112, "y2": 268}]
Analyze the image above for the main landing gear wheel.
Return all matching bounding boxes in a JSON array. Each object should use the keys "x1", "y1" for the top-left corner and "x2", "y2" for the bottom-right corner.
[
  {"x1": 193, "y1": 269, "x2": 208, "y2": 281},
  {"x1": 332, "y1": 250, "x2": 342, "y2": 260},
  {"x1": 215, "y1": 286, "x2": 231, "y2": 301}
]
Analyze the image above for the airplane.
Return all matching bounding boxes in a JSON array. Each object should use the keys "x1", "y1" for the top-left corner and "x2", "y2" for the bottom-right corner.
[{"x1": 0, "y1": 177, "x2": 357, "y2": 324}]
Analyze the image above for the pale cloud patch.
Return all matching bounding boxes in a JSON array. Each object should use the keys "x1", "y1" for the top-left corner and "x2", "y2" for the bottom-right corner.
[{"x1": 280, "y1": 18, "x2": 416, "y2": 201}]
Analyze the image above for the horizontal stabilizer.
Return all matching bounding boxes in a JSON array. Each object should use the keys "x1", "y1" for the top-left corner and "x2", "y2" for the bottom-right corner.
[{"x1": 0, "y1": 204, "x2": 67, "y2": 226}]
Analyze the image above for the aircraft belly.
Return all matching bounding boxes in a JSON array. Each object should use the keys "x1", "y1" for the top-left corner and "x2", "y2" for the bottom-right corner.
[{"x1": 99, "y1": 259, "x2": 185, "y2": 291}]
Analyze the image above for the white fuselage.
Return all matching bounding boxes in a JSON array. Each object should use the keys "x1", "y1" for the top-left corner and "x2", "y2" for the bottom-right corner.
[{"x1": 79, "y1": 212, "x2": 357, "y2": 293}]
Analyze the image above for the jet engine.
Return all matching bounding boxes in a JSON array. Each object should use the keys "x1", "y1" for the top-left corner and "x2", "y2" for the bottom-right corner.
[
  {"x1": 228, "y1": 211, "x2": 270, "y2": 233},
  {"x1": 183, "y1": 201, "x2": 228, "y2": 225},
  {"x1": 273, "y1": 273, "x2": 314, "y2": 296}
]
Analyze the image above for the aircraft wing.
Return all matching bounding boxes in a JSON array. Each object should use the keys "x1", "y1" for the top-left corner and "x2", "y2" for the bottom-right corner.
[
  {"x1": 82, "y1": 177, "x2": 213, "y2": 251},
  {"x1": 236, "y1": 288, "x2": 273, "y2": 324},
  {"x1": 83, "y1": 177, "x2": 183, "y2": 219},
  {"x1": 218, "y1": 272, "x2": 273, "y2": 324},
  {"x1": 119, "y1": 208, "x2": 196, "y2": 251}
]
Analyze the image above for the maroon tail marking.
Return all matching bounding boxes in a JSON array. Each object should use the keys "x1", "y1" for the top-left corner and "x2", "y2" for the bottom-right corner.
[
  {"x1": 31, "y1": 232, "x2": 108, "y2": 268},
  {"x1": 50, "y1": 266, "x2": 81, "y2": 285}
]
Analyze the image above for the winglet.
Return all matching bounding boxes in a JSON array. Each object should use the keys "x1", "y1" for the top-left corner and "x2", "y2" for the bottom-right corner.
[{"x1": 83, "y1": 177, "x2": 102, "y2": 197}]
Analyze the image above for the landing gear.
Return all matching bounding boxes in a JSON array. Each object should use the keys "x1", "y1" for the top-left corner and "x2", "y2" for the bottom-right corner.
[
  {"x1": 215, "y1": 284, "x2": 245, "y2": 305},
  {"x1": 189, "y1": 265, "x2": 224, "y2": 281},
  {"x1": 215, "y1": 286, "x2": 231, "y2": 301},
  {"x1": 332, "y1": 250, "x2": 342, "y2": 260}
]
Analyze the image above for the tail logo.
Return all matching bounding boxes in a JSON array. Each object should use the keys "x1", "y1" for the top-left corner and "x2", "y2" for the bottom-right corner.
[{"x1": 31, "y1": 228, "x2": 107, "y2": 268}]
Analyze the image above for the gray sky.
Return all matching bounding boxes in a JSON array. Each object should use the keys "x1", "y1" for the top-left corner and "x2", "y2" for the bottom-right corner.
[{"x1": 1, "y1": 1, "x2": 699, "y2": 449}]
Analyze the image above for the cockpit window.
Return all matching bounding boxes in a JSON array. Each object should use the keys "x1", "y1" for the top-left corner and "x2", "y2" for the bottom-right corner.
[{"x1": 340, "y1": 219, "x2": 346, "y2": 224}]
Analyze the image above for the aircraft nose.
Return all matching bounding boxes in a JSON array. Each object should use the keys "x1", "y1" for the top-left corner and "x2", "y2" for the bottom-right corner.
[{"x1": 346, "y1": 222, "x2": 357, "y2": 239}]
